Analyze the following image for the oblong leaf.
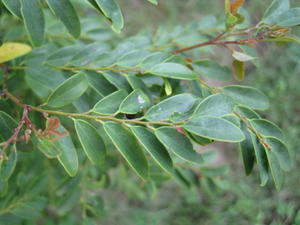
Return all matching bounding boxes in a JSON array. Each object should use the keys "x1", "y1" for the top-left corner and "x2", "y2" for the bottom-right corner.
[
  {"x1": 222, "y1": 85, "x2": 270, "y2": 110},
  {"x1": 47, "y1": 73, "x2": 89, "y2": 108},
  {"x1": 145, "y1": 94, "x2": 197, "y2": 122},
  {"x1": 131, "y1": 126, "x2": 174, "y2": 175},
  {"x1": 193, "y1": 60, "x2": 232, "y2": 81},
  {"x1": 0, "y1": 146, "x2": 17, "y2": 181},
  {"x1": 183, "y1": 116, "x2": 245, "y2": 143},
  {"x1": 103, "y1": 122, "x2": 149, "y2": 180},
  {"x1": 46, "y1": 0, "x2": 81, "y2": 38},
  {"x1": 21, "y1": 0, "x2": 45, "y2": 46},
  {"x1": 265, "y1": 137, "x2": 291, "y2": 171},
  {"x1": 266, "y1": 150, "x2": 283, "y2": 190},
  {"x1": 74, "y1": 120, "x2": 106, "y2": 165},
  {"x1": 90, "y1": 0, "x2": 124, "y2": 33},
  {"x1": 250, "y1": 119, "x2": 284, "y2": 141},
  {"x1": 193, "y1": 93, "x2": 234, "y2": 117},
  {"x1": 55, "y1": 126, "x2": 78, "y2": 177},
  {"x1": 37, "y1": 138, "x2": 61, "y2": 158},
  {"x1": 119, "y1": 89, "x2": 151, "y2": 114},
  {"x1": 93, "y1": 89, "x2": 127, "y2": 115},
  {"x1": 155, "y1": 127, "x2": 203, "y2": 164},
  {"x1": 0, "y1": 42, "x2": 32, "y2": 63},
  {"x1": 149, "y1": 63, "x2": 198, "y2": 80}
]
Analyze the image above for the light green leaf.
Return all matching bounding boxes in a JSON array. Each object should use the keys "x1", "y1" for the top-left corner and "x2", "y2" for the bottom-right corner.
[
  {"x1": 149, "y1": 63, "x2": 198, "y2": 80},
  {"x1": 249, "y1": 119, "x2": 284, "y2": 141},
  {"x1": 147, "y1": 0, "x2": 158, "y2": 5},
  {"x1": 234, "y1": 105, "x2": 260, "y2": 119},
  {"x1": 275, "y1": 8, "x2": 300, "y2": 27},
  {"x1": 139, "y1": 52, "x2": 172, "y2": 70},
  {"x1": 46, "y1": 45, "x2": 82, "y2": 67},
  {"x1": 119, "y1": 89, "x2": 151, "y2": 114},
  {"x1": 2, "y1": 0, "x2": 21, "y2": 17},
  {"x1": 103, "y1": 122, "x2": 149, "y2": 180},
  {"x1": 20, "y1": 0, "x2": 45, "y2": 46},
  {"x1": 0, "y1": 42, "x2": 32, "y2": 63},
  {"x1": 117, "y1": 50, "x2": 150, "y2": 67},
  {"x1": 232, "y1": 51, "x2": 256, "y2": 62},
  {"x1": 0, "y1": 146, "x2": 17, "y2": 181},
  {"x1": 193, "y1": 93, "x2": 234, "y2": 117},
  {"x1": 37, "y1": 138, "x2": 61, "y2": 158},
  {"x1": 145, "y1": 94, "x2": 197, "y2": 122},
  {"x1": 46, "y1": 73, "x2": 89, "y2": 108},
  {"x1": 130, "y1": 126, "x2": 173, "y2": 174},
  {"x1": 46, "y1": 0, "x2": 81, "y2": 38},
  {"x1": 263, "y1": 0, "x2": 290, "y2": 24},
  {"x1": 74, "y1": 120, "x2": 106, "y2": 165},
  {"x1": 265, "y1": 137, "x2": 291, "y2": 171},
  {"x1": 155, "y1": 127, "x2": 203, "y2": 164},
  {"x1": 193, "y1": 60, "x2": 232, "y2": 81},
  {"x1": 56, "y1": 126, "x2": 78, "y2": 177},
  {"x1": 102, "y1": 71, "x2": 132, "y2": 92},
  {"x1": 183, "y1": 116, "x2": 245, "y2": 143},
  {"x1": 249, "y1": 132, "x2": 269, "y2": 186},
  {"x1": 93, "y1": 89, "x2": 127, "y2": 115},
  {"x1": 89, "y1": 0, "x2": 124, "y2": 33},
  {"x1": 222, "y1": 85, "x2": 270, "y2": 110}
]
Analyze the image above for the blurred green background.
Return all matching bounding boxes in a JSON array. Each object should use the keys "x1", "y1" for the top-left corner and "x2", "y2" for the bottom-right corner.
[{"x1": 94, "y1": 1, "x2": 300, "y2": 225}]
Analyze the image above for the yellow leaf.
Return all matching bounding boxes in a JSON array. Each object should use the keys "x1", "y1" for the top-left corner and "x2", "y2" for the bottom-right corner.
[{"x1": 0, "y1": 42, "x2": 32, "y2": 63}]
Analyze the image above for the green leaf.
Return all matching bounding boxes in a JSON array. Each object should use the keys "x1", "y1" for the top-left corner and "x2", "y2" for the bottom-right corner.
[
  {"x1": 46, "y1": 45, "x2": 82, "y2": 67},
  {"x1": 183, "y1": 116, "x2": 245, "y2": 143},
  {"x1": 147, "y1": 0, "x2": 158, "y2": 5},
  {"x1": 233, "y1": 59, "x2": 245, "y2": 81},
  {"x1": 117, "y1": 50, "x2": 150, "y2": 67},
  {"x1": 145, "y1": 94, "x2": 197, "y2": 122},
  {"x1": 222, "y1": 85, "x2": 270, "y2": 110},
  {"x1": 0, "y1": 146, "x2": 17, "y2": 181},
  {"x1": 263, "y1": 0, "x2": 290, "y2": 24},
  {"x1": 55, "y1": 126, "x2": 78, "y2": 177},
  {"x1": 2, "y1": 0, "x2": 21, "y2": 18},
  {"x1": 93, "y1": 89, "x2": 127, "y2": 115},
  {"x1": 274, "y1": 8, "x2": 300, "y2": 27},
  {"x1": 45, "y1": 0, "x2": 81, "y2": 38},
  {"x1": 234, "y1": 105, "x2": 260, "y2": 119},
  {"x1": 130, "y1": 126, "x2": 174, "y2": 175},
  {"x1": 46, "y1": 73, "x2": 89, "y2": 108},
  {"x1": 103, "y1": 122, "x2": 149, "y2": 180},
  {"x1": 85, "y1": 71, "x2": 117, "y2": 97},
  {"x1": 20, "y1": 0, "x2": 45, "y2": 46},
  {"x1": 37, "y1": 138, "x2": 61, "y2": 158},
  {"x1": 74, "y1": 120, "x2": 106, "y2": 165},
  {"x1": 193, "y1": 60, "x2": 232, "y2": 81},
  {"x1": 193, "y1": 93, "x2": 234, "y2": 117},
  {"x1": 155, "y1": 127, "x2": 203, "y2": 164},
  {"x1": 249, "y1": 132, "x2": 269, "y2": 186},
  {"x1": 140, "y1": 52, "x2": 172, "y2": 70},
  {"x1": 90, "y1": 0, "x2": 124, "y2": 33},
  {"x1": 232, "y1": 51, "x2": 256, "y2": 62},
  {"x1": 0, "y1": 42, "x2": 32, "y2": 63},
  {"x1": 0, "y1": 111, "x2": 18, "y2": 140},
  {"x1": 239, "y1": 123, "x2": 255, "y2": 175},
  {"x1": 149, "y1": 63, "x2": 198, "y2": 80},
  {"x1": 265, "y1": 150, "x2": 283, "y2": 190},
  {"x1": 249, "y1": 119, "x2": 285, "y2": 141},
  {"x1": 0, "y1": 180, "x2": 8, "y2": 197},
  {"x1": 119, "y1": 89, "x2": 151, "y2": 114},
  {"x1": 265, "y1": 137, "x2": 291, "y2": 171},
  {"x1": 102, "y1": 71, "x2": 132, "y2": 92}
]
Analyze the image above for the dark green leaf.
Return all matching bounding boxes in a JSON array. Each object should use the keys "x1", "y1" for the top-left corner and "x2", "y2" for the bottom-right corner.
[
  {"x1": 2, "y1": 0, "x2": 21, "y2": 17},
  {"x1": 0, "y1": 146, "x2": 17, "y2": 181},
  {"x1": 119, "y1": 89, "x2": 151, "y2": 114},
  {"x1": 233, "y1": 59, "x2": 245, "y2": 81},
  {"x1": 74, "y1": 120, "x2": 106, "y2": 165},
  {"x1": 183, "y1": 116, "x2": 245, "y2": 143},
  {"x1": 46, "y1": 0, "x2": 81, "y2": 38},
  {"x1": 46, "y1": 73, "x2": 89, "y2": 108},
  {"x1": 37, "y1": 138, "x2": 61, "y2": 158},
  {"x1": 130, "y1": 126, "x2": 174, "y2": 174},
  {"x1": 102, "y1": 71, "x2": 132, "y2": 92},
  {"x1": 222, "y1": 85, "x2": 270, "y2": 110},
  {"x1": 45, "y1": 45, "x2": 82, "y2": 67},
  {"x1": 0, "y1": 111, "x2": 17, "y2": 140},
  {"x1": 234, "y1": 105, "x2": 260, "y2": 119},
  {"x1": 250, "y1": 119, "x2": 285, "y2": 141},
  {"x1": 55, "y1": 126, "x2": 78, "y2": 177},
  {"x1": 266, "y1": 150, "x2": 283, "y2": 190},
  {"x1": 145, "y1": 94, "x2": 197, "y2": 122},
  {"x1": 149, "y1": 63, "x2": 198, "y2": 80},
  {"x1": 93, "y1": 89, "x2": 127, "y2": 115},
  {"x1": 20, "y1": 0, "x2": 45, "y2": 46},
  {"x1": 103, "y1": 122, "x2": 149, "y2": 180},
  {"x1": 155, "y1": 127, "x2": 203, "y2": 164}
]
